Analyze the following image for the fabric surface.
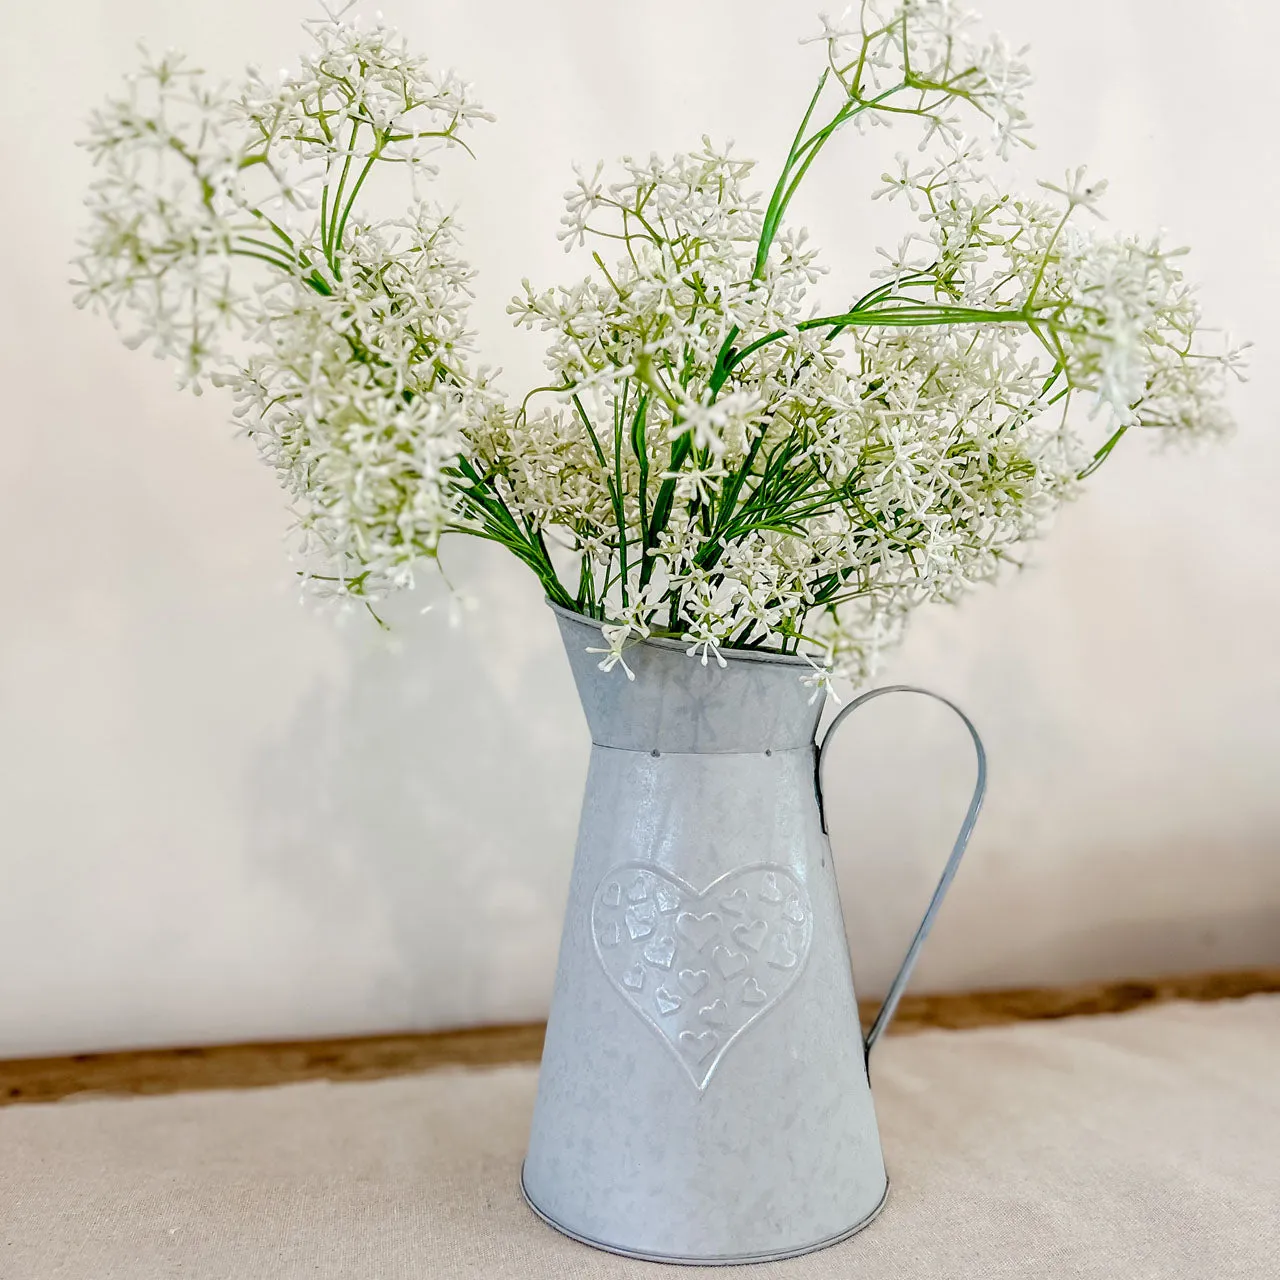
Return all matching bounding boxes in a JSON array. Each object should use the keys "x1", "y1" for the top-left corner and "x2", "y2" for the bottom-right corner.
[{"x1": 2, "y1": 997, "x2": 1277, "y2": 1279}]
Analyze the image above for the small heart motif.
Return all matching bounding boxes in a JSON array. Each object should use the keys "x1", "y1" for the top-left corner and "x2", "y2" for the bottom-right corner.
[
  {"x1": 712, "y1": 946, "x2": 748, "y2": 979},
  {"x1": 783, "y1": 895, "x2": 807, "y2": 926},
  {"x1": 678, "y1": 969, "x2": 710, "y2": 995},
  {"x1": 679, "y1": 1029, "x2": 719, "y2": 1063},
  {"x1": 592, "y1": 863, "x2": 813, "y2": 1089},
  {"x1": 731, "y1": 919, "x2": 768, "y2": 952},
  {"x1": 767, "y1": 933, "x2": 798, "y2": 971},
  {"x1": 676, "y1": 912, "x2": 721, "y2": 953},
  {"x1": 759, "y1": 872, "x2": 784, "y2": 903},
  {"x1": 654, "y1": 986, "x2": 682, "y2": 1016},
  {"x1": 643, "y1": 934, "x2": 676, "y2": 969},
  {"x1": 626, "y1": 903, "x2": 656, "y2": 940},
  {"x1": 699, "y1": 999, "x2": 728, "y2": 1026},
  {"x1": 654, "y1": 882, "x2": 681, "y2": 915}
]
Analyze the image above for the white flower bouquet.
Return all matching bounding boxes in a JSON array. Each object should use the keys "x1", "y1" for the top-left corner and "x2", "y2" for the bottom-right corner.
[{"x1": 75, "y1": 1, "x2": 1244, "y2": 685}]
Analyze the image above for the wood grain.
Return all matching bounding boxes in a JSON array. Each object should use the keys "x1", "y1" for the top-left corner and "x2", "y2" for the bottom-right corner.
[{"x1": 3, "y1": 967, "x2": 1277, "y2": 1107}]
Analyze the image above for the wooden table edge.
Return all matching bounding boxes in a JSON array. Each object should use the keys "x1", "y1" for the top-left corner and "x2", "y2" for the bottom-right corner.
[{"x1": 3, "y1": 967, "x2": 1277, "y2": 1107}]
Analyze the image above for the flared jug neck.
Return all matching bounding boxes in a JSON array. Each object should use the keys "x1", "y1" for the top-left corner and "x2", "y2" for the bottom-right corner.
[{"x1": 551, "y1": 603, "x2": 825, "y2": 754}]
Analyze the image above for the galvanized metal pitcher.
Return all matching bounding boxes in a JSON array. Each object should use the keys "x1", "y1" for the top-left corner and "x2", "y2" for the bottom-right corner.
[{"x1": 522, "y1": 603, "x2": 986, "y2": 1265}]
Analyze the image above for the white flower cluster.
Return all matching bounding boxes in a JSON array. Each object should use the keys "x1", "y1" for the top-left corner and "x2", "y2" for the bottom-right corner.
[
  {"x1": 76, "y1": 2, "x2": 1244, "y2": 676},
  {"x1": 221, "y1": 208, "x2": 495, "y2": 596},
  {"x1": 484, "y1": 3, "x2": 1243, "y2": 680},
  {"x1": 808, "y1": 0, "x2": 1033, "y2": 156},
  {"x1": 74, "y1": 9, "x2": 494, "y2": 603}
]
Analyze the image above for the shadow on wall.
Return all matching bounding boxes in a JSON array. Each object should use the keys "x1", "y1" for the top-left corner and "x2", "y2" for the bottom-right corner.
[
  {"x1": 819, "y1": 637, "x2": 1280, "y2": 996},
  {"x1": 242, "y1": 541, "x2": 1280, "y2": 1038},
  {"x1": 968, "y1": 898, "x2": 1280, "y2": 993},
  {"x1": 244, "y1": 545, "x2": 587, "y2": 1033}
]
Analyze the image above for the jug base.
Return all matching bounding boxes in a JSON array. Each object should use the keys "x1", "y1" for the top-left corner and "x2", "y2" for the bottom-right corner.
[{"x1": 520, "y1": 1164, "x2": 890, "y2": 1266}]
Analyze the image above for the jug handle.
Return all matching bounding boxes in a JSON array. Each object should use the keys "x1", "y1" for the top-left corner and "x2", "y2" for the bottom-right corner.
[{"x1": 816, "y1": 685, "x2": 988, "y2": 1059}]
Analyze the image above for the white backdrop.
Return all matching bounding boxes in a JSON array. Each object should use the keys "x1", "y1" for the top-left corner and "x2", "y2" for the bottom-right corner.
[{"x1": 1, "y1": 0, "x2": 1277, "y2": 1058}]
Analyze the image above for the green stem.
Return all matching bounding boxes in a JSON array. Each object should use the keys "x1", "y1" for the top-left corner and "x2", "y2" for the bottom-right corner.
[
  {"x1": 728, "y1": 303, "x2": 1036, "y2": 371},
  {"x1": 333, "y1": 152, "x2": 379, "y2": 254},
  {"x1": 613, "y1": 383, "x2": 631, "y2": 606},
  {"x1": 326, "y1": 119, "x2": 361, "y2": 265},
  {"x1": 1078, "y1": 422, "x2": 1130, "y2": 479},
  {"x1": 570, "y1": 392, "x2": 630, "y2": 608}
]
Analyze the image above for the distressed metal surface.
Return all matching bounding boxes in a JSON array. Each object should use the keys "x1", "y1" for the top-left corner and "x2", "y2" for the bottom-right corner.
[
  {"x1": 523, "y1": 607, "x2": 886, "y2": 1261},
  {"x1": 524, "y1": 605, "x2": 986, "y2": 1262}
]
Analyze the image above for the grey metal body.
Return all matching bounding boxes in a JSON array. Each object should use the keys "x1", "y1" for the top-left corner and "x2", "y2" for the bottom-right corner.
[{"x1": 522, "y1": 604, "x2": 986, "y2": 1265}]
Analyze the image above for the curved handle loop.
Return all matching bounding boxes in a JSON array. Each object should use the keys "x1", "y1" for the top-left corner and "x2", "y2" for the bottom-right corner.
[{"x1": 817, "y1": 685, "x2": 987, "y2": 1060}]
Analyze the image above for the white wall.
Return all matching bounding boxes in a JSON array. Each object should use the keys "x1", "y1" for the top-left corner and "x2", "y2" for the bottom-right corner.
[{"x1": 1, "y1": 0, "x2": 1277, "y2": 1058}]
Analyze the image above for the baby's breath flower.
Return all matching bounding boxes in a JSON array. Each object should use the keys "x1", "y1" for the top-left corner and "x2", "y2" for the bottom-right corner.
[
  {"x1": 77, "y1": 2, "x2": 1242, "y2": 685},
  {"x1": 488, "y1": 1, "x2": 1241, "y2": 681},
  {"x1": 1039, "y1": 167, "x2": 1110, "y2": 216},
  {"x1": 75, "y1": 7, "x2": 493, "y2": 599}
]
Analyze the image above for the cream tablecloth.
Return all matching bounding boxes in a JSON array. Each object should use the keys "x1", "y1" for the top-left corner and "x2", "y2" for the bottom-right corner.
[{"x1": 2, "y1": 997, "x2": 1277, "y2": 1278}]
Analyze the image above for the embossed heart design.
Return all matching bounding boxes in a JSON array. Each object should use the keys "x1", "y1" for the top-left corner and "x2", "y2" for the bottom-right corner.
[{"x1": 591, "y1": 862, "x2": 814, "y2": 1090}]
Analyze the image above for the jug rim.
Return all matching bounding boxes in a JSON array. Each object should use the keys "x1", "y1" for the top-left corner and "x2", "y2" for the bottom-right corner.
[{"x1": 546, "y1": 598, "x2": 817, "y2": 670}]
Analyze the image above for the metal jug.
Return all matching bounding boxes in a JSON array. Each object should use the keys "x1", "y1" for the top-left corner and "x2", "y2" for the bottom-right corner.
[{"x1": 522, "y1": 603, "x2": 986, "y2": 1265}]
